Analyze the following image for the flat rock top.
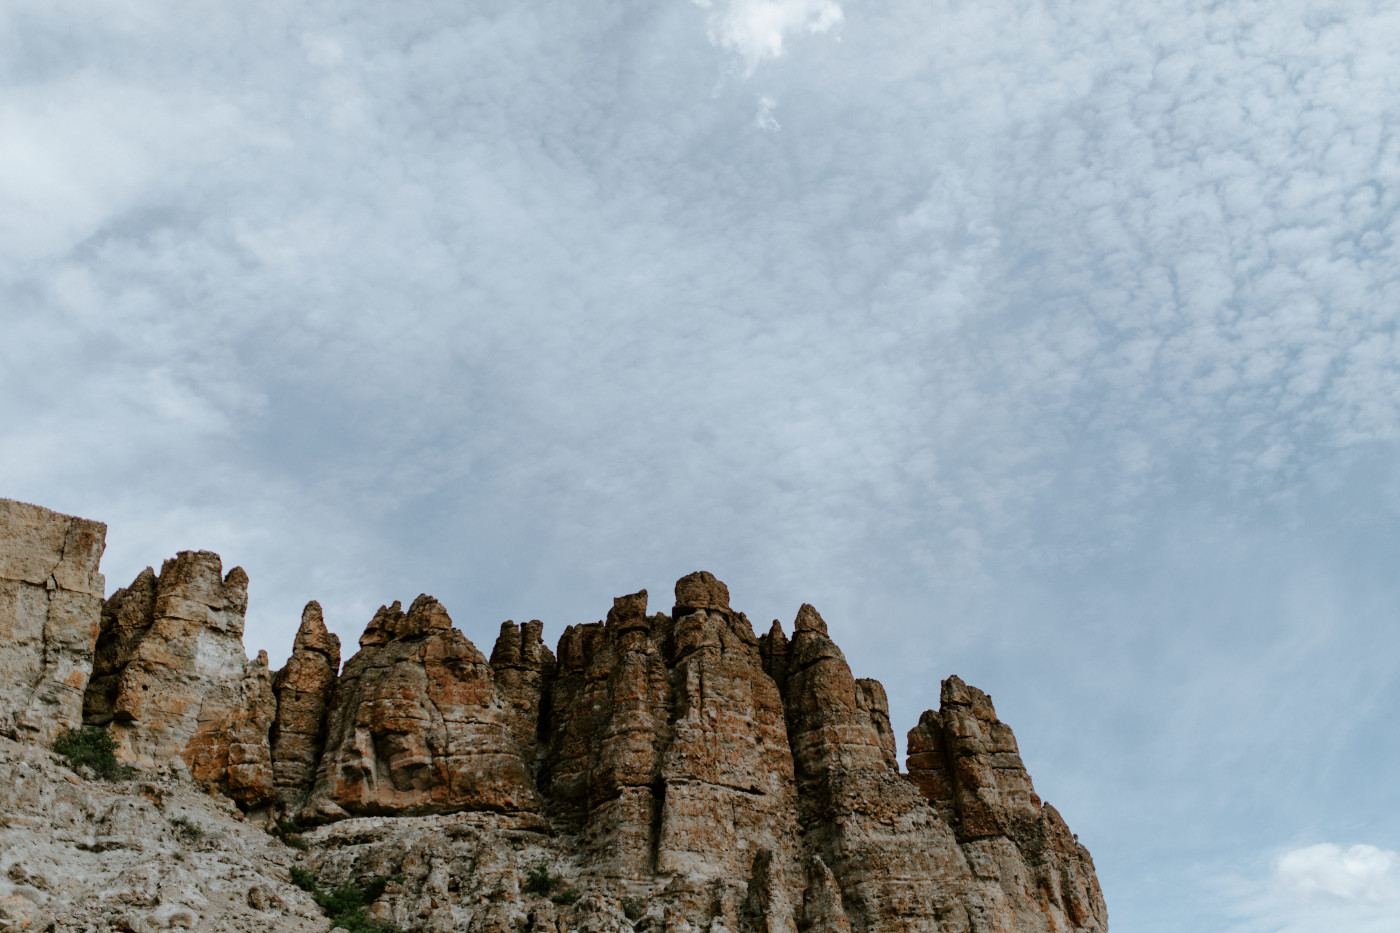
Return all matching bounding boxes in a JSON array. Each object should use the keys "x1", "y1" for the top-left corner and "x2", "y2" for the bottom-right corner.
[{"x1": 0, "y1": 497, "x2": 106, "y2": 594}]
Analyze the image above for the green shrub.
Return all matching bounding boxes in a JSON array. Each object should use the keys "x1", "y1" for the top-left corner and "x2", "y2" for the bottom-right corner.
[
  {"x1": 289, "y1": 867, "x2": 401, "y2": 932},
  {"x1": 289, "y1": 866, "x2": 318, "y2": 892},
  {"x1": 524, "y1": 863, "x2": 557, "y2": 896},
  {"x1": 52, "y1": 726, "x2": 132, "y2": 780},
  {"x1": 169, "y1": 817, "x2": 204, "y2": 843},
  {"x1": 284, "y1": 833, "x2": 311, "y2": 851},
  {"x1": 550, "y1": 887, "x2": 581, "y2": 906},
  {"x1": 278, "y1": 819, "x2": 306, "y2": 836}
]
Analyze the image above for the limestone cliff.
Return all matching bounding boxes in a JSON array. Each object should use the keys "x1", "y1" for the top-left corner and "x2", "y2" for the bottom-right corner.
[
  {"x1": 271, "y1": 601, "x2": 341, "y2": 809},
  {"x1": 301, "y1": 595, "x2": 540, "y2": 822},
  {"x1": 82, "y1": 550, "x2": 279, "y2": 807},
  {"x1": 1, "y1": 502, "x2": 1110, "y2": 933},
  {"x1": 0, "y1": 498, "x2": 106, "y2": 744}
]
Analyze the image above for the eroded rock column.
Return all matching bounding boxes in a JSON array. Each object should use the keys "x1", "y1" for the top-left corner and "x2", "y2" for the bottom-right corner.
[
  {"x1": 271, "y1": 601, "x2": 341, "y2": 810},
  {"x1": 301, "y1": 595, "x2": 539, "y2": 823}
]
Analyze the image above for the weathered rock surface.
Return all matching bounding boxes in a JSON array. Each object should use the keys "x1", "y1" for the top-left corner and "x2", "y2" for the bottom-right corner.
[
  {"x1": 906, "y1": 677, "x2": 1107, "y2": 932},
  {"x1": 271, "y1": 601, "x2": 341, "y2": 809},
  {"x1": 0, "y1": 498, "x2": 106, "y2": 744},
  {"x1": 302, "y1": 595, "x2": 539, "y2": 822},
  {"x1": 0, "y1": 734, "x2": 327, "y2": 933},
  {"x1": 3, "y1": 499, "x2": 1109, "y2": 932},
  {"x1": 82, "y1": 551, "x2": 283, "y2": 808}
]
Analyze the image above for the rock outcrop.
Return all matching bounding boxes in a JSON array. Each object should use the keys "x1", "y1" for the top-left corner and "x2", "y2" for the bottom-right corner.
[
  {"x1": 0, "y1": 498, "x2": 106, "y2": 744},
  {"x1": 1, "y1": 500, "x2": 1110, "y2": 932},
  {"x1": 81, "y1": 551, "x2": 281, "y2": 807},
  {"x1": 301, "y1": 595, "x2": 539, "y2": 822},
  {"x1": 906, "y1": 677, "x2": 1107, "y2": 932},
  {"x1": 271, "y1": 601, "x2": 341, "y2": 809}
]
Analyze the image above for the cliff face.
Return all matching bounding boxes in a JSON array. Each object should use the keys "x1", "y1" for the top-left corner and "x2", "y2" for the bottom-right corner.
[
  {"x1": 301, "y1": 595, "x2": 540, "y2": 822},
  {"x1": 1, "y1": 501, "x2": 1108, "y2": 933},
  {"x1": 0, "y1": 499, "x2": 106, "y2": 744}
]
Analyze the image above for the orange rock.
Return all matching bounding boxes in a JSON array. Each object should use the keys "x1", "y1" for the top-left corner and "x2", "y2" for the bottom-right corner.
[
  {"x1": 271, "y1": 601, "x2": 340, "y2": 810},
  {"x1": 300, "y1": 595, "x2": 539, "y2": 821}
]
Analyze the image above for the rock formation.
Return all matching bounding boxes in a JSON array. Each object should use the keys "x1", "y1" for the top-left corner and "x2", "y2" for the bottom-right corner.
[
  {"x1": 1, "y1": 501, "x2": 1110, "y2": 932},
  {"x1": 0, "y1": 498, "x2": 106, "y2": 744},
  {"x1": 271, "y1": 601, "x2": 341, "y2": 809},
  {"x1": 906, "y1": 677, "x2": 1107, "y2": 932},
  {"x1": 81, "y1": 550, "x2": 281, "y2": 807},
  {"x1": 301, "y1": 595, "x2": 540, "y2": 823}
]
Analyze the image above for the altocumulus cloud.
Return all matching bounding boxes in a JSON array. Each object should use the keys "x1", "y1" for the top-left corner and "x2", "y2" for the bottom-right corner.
[
  {"x1": 692, "y1": 0, "x2": 843, "y2": 73},
  {"x1": 3, "y1": 2, "x2": 1400, "y2": 932},
  {"x1": 1228, "y1": 844, "x2": 1400, "y2": 933}
]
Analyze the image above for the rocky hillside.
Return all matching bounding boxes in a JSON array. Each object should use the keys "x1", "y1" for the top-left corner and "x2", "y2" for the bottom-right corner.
[{"x1": 0, "y1": 498, "x2": 1107, "y2": 933}]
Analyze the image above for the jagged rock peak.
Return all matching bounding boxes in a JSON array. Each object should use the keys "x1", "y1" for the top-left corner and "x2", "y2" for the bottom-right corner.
[
  {"x1": 291, "y1": 600, "x2": 340, "y2": 660},
  {"x1": 359, "y1": 594, "x2": 454, "y2": 647},
  {"x1": 271, "y1": 600, "x2": 341, "y2": 809},
  {"x1": 793, "y1": 603, "x2": 827, "y2": 635},
  {"x1": 675, "y1": 570, "x2": 730, "y2": 614},
  {"x1": 606, "y1": 588, "x2": 650, "y2": 631}
]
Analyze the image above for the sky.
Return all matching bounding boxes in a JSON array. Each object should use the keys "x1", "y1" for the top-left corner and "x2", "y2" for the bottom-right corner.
[{"x1": 2, "y1": 0, "x2": 1399, "y2": 930}]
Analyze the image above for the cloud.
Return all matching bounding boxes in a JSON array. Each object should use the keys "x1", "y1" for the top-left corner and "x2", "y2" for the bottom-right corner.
[
  {"x1": 755, "y1": 95, "x2": 780, "y2": 131},
  {"x1": 4, "y1": 4, "x2": 1400, "y2": 932},
  {"x1": 1227, "y1": 844, "x2": 1400, "y2": 933},
  {"x1": 692, "y1": 0, "x2": 843, "y2": 73}
]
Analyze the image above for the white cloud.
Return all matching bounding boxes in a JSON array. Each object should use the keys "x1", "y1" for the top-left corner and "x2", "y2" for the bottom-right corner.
[
  {"x1": 755, "y1": 95, "x2": 780, "y2": 131},
  {"x1": 692, "y1": 0, "x2": 843, "y2": 73},
  {"x1": 1227, "y1": 844, "x2": 1400, "y2": 933},
  {"x1": 1277, "y1": 844, "x2": 1400, "y2": 904}
]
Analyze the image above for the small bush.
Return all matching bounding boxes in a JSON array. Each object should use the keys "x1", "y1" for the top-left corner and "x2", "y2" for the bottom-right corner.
[
  {"x1": 550, "y1": 887, "x2": 581, "y2": 906},
  {"x1": 278, "y1": 819, "x2": 306, "y2": 836},
  {"x1": 290, "y1": 866, "x2": 318, "y2": 893},
  {"x1": 290, "y1": 867, "x2": 401, "y2": 933},
  {"x1": 52, "y1": 726, "x2": 132, "y2": 780},
  {"x1": 169, "y1": 817, "x2": 204, "y2": 843},
  {"x1": 524, "y1": 863, "x2": 557, "y2": 896},
  {"x1": 284, "y1": 833, "x2": 311, "y2": 851},
  {"x1": 621, "y1": 897, "x2": 646, "y2": 921}
]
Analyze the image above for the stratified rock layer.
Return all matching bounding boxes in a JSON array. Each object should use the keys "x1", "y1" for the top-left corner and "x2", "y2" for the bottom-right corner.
[{"x1": 0, "y1": 499, "x2": 106, "y2": 744}]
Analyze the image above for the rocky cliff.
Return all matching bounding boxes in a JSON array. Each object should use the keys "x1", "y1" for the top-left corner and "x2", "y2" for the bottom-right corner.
[
  {"x1": 0, "y1": 499, "x2": 106, "y2": 745},
  {"x1": 0, "y1": 499, "x2": 1108, "y2": 933}
]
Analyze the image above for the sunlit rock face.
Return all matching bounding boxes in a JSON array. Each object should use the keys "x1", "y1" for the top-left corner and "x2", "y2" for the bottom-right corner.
[
  {"x1": 0, "y1": 498, "x2": 106, "y2": 745},
  {"x1": 82, "y1": 550, "x2": 279, "y2": 807},
  {"x1": 300, "y1": 594, "x2": 540, "y2": 823},
  {"x1": 906, "y1": 677, "x2": 1108, "y2": 932},
  {"x1": 4, "y1": 497, "x2": 1108, "y2": 932}
]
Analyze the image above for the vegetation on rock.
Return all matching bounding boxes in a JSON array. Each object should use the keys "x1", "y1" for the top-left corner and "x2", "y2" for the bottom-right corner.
[{"x1": 52, "y1": 725, "x2": 132, "y2": 780}]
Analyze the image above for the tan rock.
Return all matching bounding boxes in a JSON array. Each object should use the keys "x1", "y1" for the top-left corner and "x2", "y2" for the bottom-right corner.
[
  {"x1": 489, "y1": 618, "x2": 555, "y2": 770},
  {"x1": 183, "y1": 651, "x2": 277, "y2": 808},
  {"x1": 301, "y1": 595, "x2": 539, "y2": 821},
  {"x1": 88, "y1": 553, "x2": 252, "y2": 769},
  {"x1": 799, "y1": 856, "x2": 850, "y2": 933},
  {"x1": 0, "y1": 498, "x2": 106, "y2": 744},
  {"x1": 905, "y1": 676, "x2": 1108, "y2": 932},
  {"x1": 271, "y1": 602, "x2": 340, "y2": 809}
]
